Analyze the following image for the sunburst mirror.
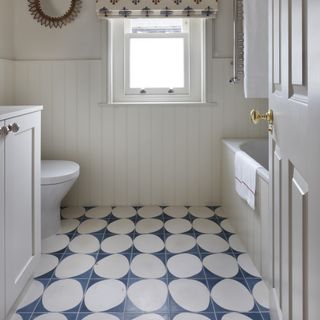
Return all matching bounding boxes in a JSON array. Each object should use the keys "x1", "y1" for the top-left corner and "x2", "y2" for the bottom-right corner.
[{"x1": 28, "y1": 0, "x2": 82, "y2": 28}]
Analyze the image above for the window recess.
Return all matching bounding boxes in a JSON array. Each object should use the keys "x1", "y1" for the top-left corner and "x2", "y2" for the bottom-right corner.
[{"x1": 110, "y1": 18, "x2": 205, "y2": 103}]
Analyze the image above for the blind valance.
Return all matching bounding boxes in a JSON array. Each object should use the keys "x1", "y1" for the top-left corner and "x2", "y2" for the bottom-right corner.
[{"x1": 96, "y1": 0, "x2": 218, "y2": 18}]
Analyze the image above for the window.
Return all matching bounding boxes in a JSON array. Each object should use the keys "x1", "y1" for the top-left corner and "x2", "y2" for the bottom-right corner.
[{"x1": 109, "y1": 18, "x2": 205, "y2": 103}]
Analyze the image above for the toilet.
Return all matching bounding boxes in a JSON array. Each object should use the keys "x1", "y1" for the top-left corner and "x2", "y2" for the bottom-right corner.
[{"x1": 41, "y1": 160, "x2": 80, "y2": 239}]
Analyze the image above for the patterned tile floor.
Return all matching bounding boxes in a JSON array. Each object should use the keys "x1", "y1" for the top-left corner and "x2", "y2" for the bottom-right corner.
[{"x1": 13, "y1": 206, "x2": 270, "y2": 320}]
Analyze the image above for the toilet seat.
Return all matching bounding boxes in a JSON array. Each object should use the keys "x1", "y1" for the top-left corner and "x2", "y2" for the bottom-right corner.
[{"x1": 41, "y1": 160, "x2": 80, "y2": 185}]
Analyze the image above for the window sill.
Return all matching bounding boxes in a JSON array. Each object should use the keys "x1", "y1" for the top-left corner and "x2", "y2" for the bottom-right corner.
[{"x1": 98, "y1": 102, "x2": 218, "y2": 108}]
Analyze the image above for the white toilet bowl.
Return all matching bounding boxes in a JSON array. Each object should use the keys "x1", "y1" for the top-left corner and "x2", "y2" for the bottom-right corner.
[{"x1": 41, "y1": 160, "x2": 80, "y2": 239}]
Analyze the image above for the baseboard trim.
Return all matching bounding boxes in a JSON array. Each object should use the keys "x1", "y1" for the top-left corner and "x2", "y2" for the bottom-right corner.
[{"x1": 269, "y1": 288, "x2": 283, "y2": 320}]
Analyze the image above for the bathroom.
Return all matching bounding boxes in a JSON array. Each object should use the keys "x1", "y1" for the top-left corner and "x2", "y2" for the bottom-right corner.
[{"x1": 0, "y1": 0, "x2": 319, "y2": 319}]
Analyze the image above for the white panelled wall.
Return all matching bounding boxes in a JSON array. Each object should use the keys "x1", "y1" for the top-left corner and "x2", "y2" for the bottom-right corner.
[
  {"x1": 14, "y1": 59, "x2": 267, "y2": 206},
  {"x1": 0, "y1": 0, "x2": 268, "y2": 206},
  {"x1": 0, "y1": 59, "x2": 14, "y2": 105}
]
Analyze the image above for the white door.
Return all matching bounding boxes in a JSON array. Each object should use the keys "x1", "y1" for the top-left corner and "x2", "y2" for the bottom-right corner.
[
  {"x1": 4, "y1": 112, "x2": 41, "y2": 314},
  {"x1": 269, "y1": 0, "x2": 320, "y2": 319},
  {"x1": 0, "y1": 121, "x2": 5, "y2": 320}
]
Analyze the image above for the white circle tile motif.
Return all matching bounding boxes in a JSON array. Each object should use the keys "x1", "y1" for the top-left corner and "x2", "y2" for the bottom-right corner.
[
  {"x1": 197, "y1": 234, "x2": 229, "y2": 253},
  {"x1": 33, "y1": 314, "x2": 68, "y2": 320},
  {"x1": 128, "y1": 279, "x2": 168, "y2": 312},
  {"x1": 82, "y1": 314, "x2": 120, "y2": 320},
  {"x1": 229, "y1": 235, "x2": 246, "y2": 253},
  {"x1": 203, "y1": 254, "x2": 239, "y2": 278},
  {"x1": 165, "y1": 235, "x2": 196, "y2": 254},
  {"x1": 136, "y1": 219, "x2": 163, "y2": 234},
  {"x1": 133, "y1": 315, "x2": 166, "y2": 320},
  {"x1": 42, "y1": 279, "x2": 83, "y2": 312},
  {"x1": 220, "y1": 219, "x2": 235, "y2": 233},
  {"x1": 221, "y1": 313, "x2": 252, "y2": 320},
  {"x1": 34, "y1": 254, "x2": 59, "y2": 278},
  {"x1": 58, "y1": 219, "x2": 80, "y2": 234},
  {"x1": 17, "y1": 280, "x2": 44, "y2": 309},
  {"x1": 134, "y1": 234, "x2": 164, "y2": 253},
  {"x1": 173, "y1": 313, "x2": 211, "y2": 320},
  {"x1": 85, "y1": 207, "x2": 112, "y2": 219},
  {"x1": 167, "y1": 254, "x2": 202, "y2": 278},
  {"x1": 138, "y1": 206, "x2": 162, "y2": 218},
  {"x1": 112, "y1": 206, "x2": 137, "y2": 218},
  {"x1": 237, "y1": 254, "x2": 260, "y2": 277},
  {"x1": 192, "y1": 219, "x2": 222, "y2": 234},
  {"x1": 42, "y1": 235, "x2": 69, "y2": 254},
  {"x1": 164, "y1": 219, "x2": 192, "y2": 234},
  {"x1": 101, "y1": 234, "x2": 133, "y2": 254},
  {"x1": 61, "y1": 207, "x2": 85, "y2": 219},
  {"x1": 169, "y1": 279, "x2": 210, "y2": 312},
  {"x1": 55, "y1": 254, "x2": 95, "y2": 279},
  {"x1": 69, "y1": 235, "x2": 100, "y2": 254},
  {"x1": 163, "y1": 206, "x2": 188, "y2": 218},
  {"x1": 214, "y1": 207, "x2": 228, "y2": 218},
  {"x1": 253, "y1": 281, "x2": 269, "y2": 308},
  {"x1": 211, "y1": 279, "x2": 254, "y2": 312},
  {"x1": 130, "y1": 254, "x2": 166, "y2": 278},
  {"x1": 77, "y1": 219, "x2": 107, "y2": 234},
  {"x1": 94, "y1": 254, "x2": 130, "y2": 279},
  {"x1": 84, "y1": 280, "x2": 126, "y2": 312},
  {"x1": 107, "y1": 219, "x2": 135, "y2": 234},
  {"x1": 188, "y1": 207, "x2": 214, "y2": 218}
]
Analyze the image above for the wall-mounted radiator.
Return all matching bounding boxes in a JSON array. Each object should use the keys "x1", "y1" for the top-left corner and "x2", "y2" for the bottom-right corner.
[{"x1": 230, "y1": 0, "x2": 244, "y2": 84}]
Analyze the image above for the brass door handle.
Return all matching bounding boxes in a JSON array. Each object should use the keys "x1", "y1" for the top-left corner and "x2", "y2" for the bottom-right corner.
[{"x1": 250, "y1": 109, "x2": 274, "y2": 133}]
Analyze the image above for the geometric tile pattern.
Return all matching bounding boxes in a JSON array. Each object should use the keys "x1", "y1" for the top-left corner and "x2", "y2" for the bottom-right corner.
[{"x1": 14, "y1": 206, "x2": 270, "y2": 320}]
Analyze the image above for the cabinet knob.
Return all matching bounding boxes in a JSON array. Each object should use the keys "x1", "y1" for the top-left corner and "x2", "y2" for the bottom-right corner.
[
  {"x1": 8, "y1": 123, "x2": 20, "y2": 133},
  {"x1": 0, "y1": 126, "x2": 10, "y2": 137}
]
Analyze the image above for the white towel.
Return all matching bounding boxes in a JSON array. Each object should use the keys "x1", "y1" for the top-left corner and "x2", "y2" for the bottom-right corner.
[
  {"x1": 235, "y1": 151, "x2": 261, "y2": 209},
  {"x1": 243, "y1": 0, "x2": 268, "y2": 98}
]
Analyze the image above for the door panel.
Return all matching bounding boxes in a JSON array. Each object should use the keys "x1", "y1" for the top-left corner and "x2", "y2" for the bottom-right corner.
[
  {"x1": 272, "y1": 144, "x2": 282, "y2": 304},
  {"x1": 291, "y1": 0, "x2": 304, "y2": 86},
  {"x1": 5, "y1": 112, "x2": 41, "y2": 313},
  {"x1": 290, "y1": 0, "x2": 308, "y2": 99},
  {"x1": 273, "y1": 0, "x2": 281, "y2": 85},
  {"x1": 290, "y1": 167, "x2": 308, "y2": 320},
  {"x1": 269, "y1": 0, "x2": 320, "y2": 319}
]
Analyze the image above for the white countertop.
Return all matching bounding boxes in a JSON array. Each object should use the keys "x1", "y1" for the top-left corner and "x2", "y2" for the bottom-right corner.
[{"x1": 0, "y1": 106, "x2": 43, "y2": 121}]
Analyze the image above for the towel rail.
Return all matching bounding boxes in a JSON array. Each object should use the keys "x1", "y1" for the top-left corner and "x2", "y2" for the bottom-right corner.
[{"x1": 230, "y1": 0, "x2": 244, "y2": 84}]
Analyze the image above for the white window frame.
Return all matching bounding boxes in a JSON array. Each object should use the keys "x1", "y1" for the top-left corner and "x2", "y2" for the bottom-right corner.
[
  {"x1": 108, "y1": 19, "x2": 205, "y2": 104},
  {"x1": 124, "y1": 32, "x2": 190, "y2": 96}
]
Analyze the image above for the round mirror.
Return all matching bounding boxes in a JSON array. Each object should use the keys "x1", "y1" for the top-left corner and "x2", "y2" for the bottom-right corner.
[
  {"x1": 39, "y1": 0, "x2": 72, "y2": 18},
  {"x1": 28, "y1": 0, "x2": 82, "y2": 28}
]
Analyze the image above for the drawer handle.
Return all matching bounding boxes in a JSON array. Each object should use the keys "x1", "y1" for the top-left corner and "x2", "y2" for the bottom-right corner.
[
  {"x1": 8, "y1": 123, "x2": 20, "y2": 133},
  {"x1": 0, "y1": 126, "x2": 9, "y2": 137},
  {"x1": 0, "y1": 123, "x2": 20, "y2": 137}
]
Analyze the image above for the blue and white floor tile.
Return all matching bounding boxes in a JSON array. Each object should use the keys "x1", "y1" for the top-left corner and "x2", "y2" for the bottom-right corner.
[{"x1": 14, "y1": 206, "x2": 270, "y2": 320}]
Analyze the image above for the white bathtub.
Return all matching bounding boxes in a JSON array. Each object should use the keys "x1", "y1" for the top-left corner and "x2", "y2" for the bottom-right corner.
[{"x1": 222, "y1": 138, "x2": 270, "y2": 279}]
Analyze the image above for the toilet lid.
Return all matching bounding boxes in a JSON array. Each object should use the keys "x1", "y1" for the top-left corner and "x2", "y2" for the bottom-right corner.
[{"x1": 41, "y1": 160, "x2": 80, "y2": 185}]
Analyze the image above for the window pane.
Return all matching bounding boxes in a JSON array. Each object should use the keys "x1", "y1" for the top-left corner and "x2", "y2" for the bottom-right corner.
[
  {"x1": 129, "y1": 38, "x2": 185, "y2": 89},
  {"x1": 129, "y1": 19, "x2": 185, "y2": 34}
]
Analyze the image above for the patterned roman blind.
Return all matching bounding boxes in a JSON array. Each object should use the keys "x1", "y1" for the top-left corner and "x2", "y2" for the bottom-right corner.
[{"x1": 96, "y1": 0, "x2": 218, "y2": 18}]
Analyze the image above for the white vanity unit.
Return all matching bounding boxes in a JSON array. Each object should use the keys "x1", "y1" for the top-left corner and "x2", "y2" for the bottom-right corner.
[{"x1": 0, "y1": 106, "x2": 42, "y2": 320}]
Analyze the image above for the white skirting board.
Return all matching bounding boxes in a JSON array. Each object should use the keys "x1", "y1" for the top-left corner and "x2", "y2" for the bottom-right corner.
[{"x1": 269, "y1": 288, "x2": 283, "y2": 320}]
